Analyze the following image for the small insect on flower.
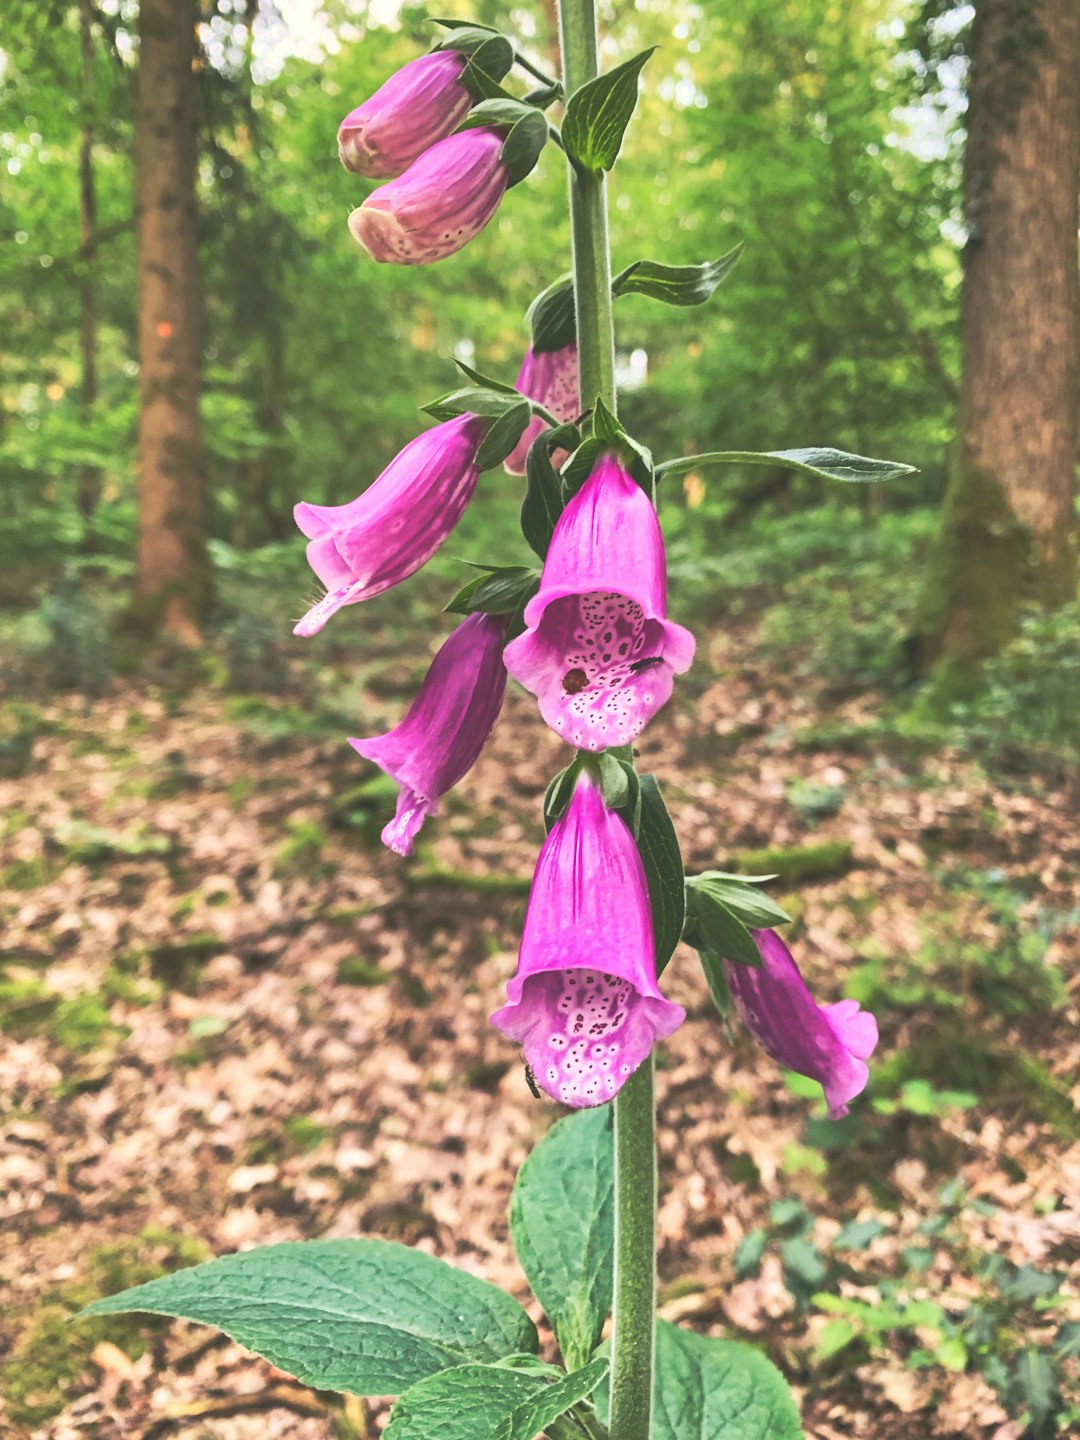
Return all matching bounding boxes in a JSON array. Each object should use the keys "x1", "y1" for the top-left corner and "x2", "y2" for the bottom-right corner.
[
  {"x1": 524, "y1": 1062, "x2": 542, "y2": 1099},
  {"x1": 628, "y1": 656, "x2": 664, "y2": 673},
  {"x1": 562, "y1": 668, "x2": 589, "y2": 693}
]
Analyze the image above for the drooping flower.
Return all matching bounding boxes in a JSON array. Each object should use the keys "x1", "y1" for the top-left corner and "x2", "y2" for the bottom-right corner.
[
  {"x1": 491, "y1": 772, "x2": 684, "y2": 1107},
  {"x1": 503, "y1": 343, "x2": 581, "y2": 476},
  {"x1": 724, "y1": 929, "x2": 878, "y2": 1119},
  {"x1": 338, "y1": 51, "x2": 472, "y2": 179},
  {"x1": 348, "y1": 128, "x2": 509, "y2": 265},
  {"x1": 293, "y1": 413, "x2": 486, "y2": 637},
  {"x1": 503, "y1": 454, "x2": 695, "y2": 750},
  {"x1": 350, "y1": 612, "x2": 507, "y2": 856}
]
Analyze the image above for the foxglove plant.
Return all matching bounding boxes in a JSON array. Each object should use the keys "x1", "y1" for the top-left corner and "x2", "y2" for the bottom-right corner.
[{"x1": 90, "y1": 8, "x2": 913, "y2": 1438}]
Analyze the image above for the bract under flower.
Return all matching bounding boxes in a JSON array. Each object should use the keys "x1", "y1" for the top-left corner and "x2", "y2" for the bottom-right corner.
[
  {"x1": 350, "y1": 612, "x2": 507, "y2": 855},
  {"x1": 725, "y1": 929, "x2": 878, "y2": 1118},
  {"x1": 503, "y1": 454, "x2": 695, "y2": 750},
  {"x1": 491, "y1": 773, "x2": 684, "y2": 1107},
  {"x1": 293, "y1": 413, "x2": 486, "y2": 636},
  {"x1": 348, "y1": 127, "x2": 509, "y2": 265},
  {"x1": 338, "y1": 51, "x2": 472, "y2": 179},
  {"x1": 503, "y1": 343, "x2": 581, "y2": 475}
]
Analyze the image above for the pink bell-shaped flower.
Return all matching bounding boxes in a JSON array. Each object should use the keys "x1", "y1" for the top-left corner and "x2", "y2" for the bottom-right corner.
[
  {"x1": 491, "y1": 772, "x2": 685, "y2": 1107},
  {"x1": 348, "y1": 127, "x2": 509, "y2": 265},
  {"x1": 503, "y1": 454, "x2": 695, "y2": 750},
  {"x1": 293, "y1": 413, "x2": 486, "y2": 637},
  {"x1": 725, "y1": 929, "x2": 879, "y2": 1119},
  {"x1": 338, "y1": 51, "x2": 472, "y2": 179},
  {"x1": 350, "y1": 613, "x2": 507, "y2": 856},
  {"x1": 503, "y1": 343, "x2": 581, "y2": 476}
]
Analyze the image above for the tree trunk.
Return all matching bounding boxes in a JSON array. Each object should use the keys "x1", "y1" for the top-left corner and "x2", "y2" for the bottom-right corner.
[
  {"x1": 77, "y1": 0, "x2": 101, "y2": 547},
  {"x1": 134, "y1": 0, "x2": 211, "y2": 642},
  {"x1": 915, "y1": 0, "x2": 1080, "y2": 681}
]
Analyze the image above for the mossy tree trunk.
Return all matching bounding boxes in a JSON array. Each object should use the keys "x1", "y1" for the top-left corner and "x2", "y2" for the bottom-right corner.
[
  {"x1": 915, "y1": 0, "x2": 1080, "y2": 681},
  {"x1": 77, "y1": 0, "x2": 100, "y2": 548},
  {"x1": 134, "y1": 0, "x2": 212, "y2": 642}
]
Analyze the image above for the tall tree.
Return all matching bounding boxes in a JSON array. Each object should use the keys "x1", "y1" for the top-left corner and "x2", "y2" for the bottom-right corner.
[
  {"x1": 134, "y1": 0, "x2": 211, "y2": 641},
  {"x1": 77, "y1": 0, "x2": 100, "y2": 544},
  {"x1": 916, "y1": 0, "x2": 1080, "y2": 676}
]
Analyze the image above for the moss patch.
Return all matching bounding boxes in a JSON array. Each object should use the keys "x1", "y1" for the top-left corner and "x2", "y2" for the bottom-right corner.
[{"x1": 725, "y1": 840, "x2": 853, "y2": 886}]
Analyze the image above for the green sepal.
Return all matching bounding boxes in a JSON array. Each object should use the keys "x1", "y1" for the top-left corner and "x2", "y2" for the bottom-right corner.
[
  {"x1": 591, "y1": 396, "x2": 655, "y2": 497},
  {"x1": 694, "y1": 942, "x2": 733, "y2": 1024},
  {"x1": 562, "y1": 48, "x2": 657, "y2": 173},
  {"x1": 521, "y1": 425, "x2": 579, "y2": 559},
  {"x1": 444, "y1": 564, "x2": 539, "y2": 618},
  {"x1": 600, "y1": 755, "x2": 641, "y2": 836},
  {"x1": 433, "y1": 29, "x2": 514, "y2": 101},
  {"x1": 523, "y1": 82, "x2": 564, "y2": 109},
  {"x1": 544, "y1": 759, "x2": 583, "y2": 832},
  {"x1": 476, "y1": 401, "x2": 532, "y2": 469},
  {"x1": 421, "y1": 385, "x2": 521, "y2": 422},
  {"x1": 636, "y1": 775, "x2": 685, "y2": 975},
  {"x1": 457, "y1": 101, "x2": 548, "y2": 185},
  {"x1": 528, "y1": 274, "x2": 576, "y2": 353},
  {"x1": 560, "y1": 435, "x2": 605, "y2": 499},
  {"x1": 612, "y1": 244, "x2": 744, "y2": 306},
  {"x1": 655, "y1": 447, "x2": 918, "y2": 485},
  {"x1": 452, "y1": 359, "x2": 520, "y2": 396},
  {"x1": 687, "y1": 872, "x2": 790, "y2": 931},
  {"x1": 683, "y1": 878, "x2": 762, "y2": 968}
]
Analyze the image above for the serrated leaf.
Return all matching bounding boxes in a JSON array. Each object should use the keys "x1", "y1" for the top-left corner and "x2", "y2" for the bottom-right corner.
[
  {"x1": 595, "y1": 1320, "x2": 802, "y2": 1440},
  {"x1": 612, "y1": 245, "x2": 744, "y2": 306},
  {"x1": 656, "y1": 447, "x2": 917, "y2": 485},
  {"x1": 685, "y1": 882, "x2": 761, "y2": 967},
  {"x1": 475, "y1": 401, "x2": 533, "y2": 469},
  {"x1": 563, "y1": 48, "x2": 656, "y2": 172},
  {"x1": 689, "y1": 873, "x2": 790, "y2": 930},
  {"x1": 82, "y1": 1239, "x2": 537, "y2": 1396},
  {"x1": 385, "y1": 1354, "x2": 609, "y2": 1440},
  {"x1": 528, "y1": 274, "x2": 576, "y2": 353},
  {"x1": 636, "y1": 775, "x2": 685, "y2": 975},
  {"x1": 510, "y1": 1109, "x2": 614, "y2": 1370},
  {"x1": 445, "y1": 565, "x2": 539, "y2": 617}
]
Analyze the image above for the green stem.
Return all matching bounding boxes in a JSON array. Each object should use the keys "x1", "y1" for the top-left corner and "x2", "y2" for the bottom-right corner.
[
  {"x1": 558, "y1": 5, "x2": 653, "y2": 1437},
  {"x1": 557, "y1": 0, "x2": 616, "y2": 414}
]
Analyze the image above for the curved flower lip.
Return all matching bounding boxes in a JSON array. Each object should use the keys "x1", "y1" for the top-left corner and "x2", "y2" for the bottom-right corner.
[
  {"x1": 504, "y1": 343, "x2": 581, "y2": 476},
  {"x1": 338, "y1": 51, "x2": 471, "y2": 179},
  {"x1": 503, "y1": 454, "x2": 695, "y2": 750},
  {"x1": 725, "y1": 929, "x2": 879, "y2": 1119},
  {"x1": 491, "y1": 773, "x2": 685, "y2": 1108},
  {"x1": 293, "y1": 413, "x2": 486, "y2": 637},
  {"x1": 348, "y1": 127, "x2": 509, "y2": 266},
  {"x1": 349, "y1": 612, "x2": 507, "y2": 856}
]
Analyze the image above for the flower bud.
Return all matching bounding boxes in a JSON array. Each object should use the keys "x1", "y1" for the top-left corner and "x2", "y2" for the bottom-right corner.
[
  {"x1": 338, "y1": 51, "x2": 472, "y2": 179},
  {"x1": 348, "y1": 127, "x2": 509, "y2": 266},
  {"x1": 350, "y1": 613, "x2": 507, "y2": 856},
  {"x1": 292, "y1": 414, "x2": 486, "y2": 636},
  {"x1": 503, "y1": 343, "x2": 581, "y2": 476}
]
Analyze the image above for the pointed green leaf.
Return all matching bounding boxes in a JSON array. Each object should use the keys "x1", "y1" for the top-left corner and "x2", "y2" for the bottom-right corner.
[
  {"x1": 637, "y1": 775, "x2": 685, "y2": 974},
  {"x1": 562, "y1": 48, "x2": 657, "y2": 172},
  {"x1": 500, "y1": 109, "x2": 549, "y2": 187},
  {"x1": 528, "y1": 273, "x2": 576, "y2": 353},
  {"x1": 510, "y1": 1109, "x2": 614, "y2": 1370},
  {"x1": 475, "y1": 401, "x2": 533, "y2": 469},
  {"x1": 685, "y1": 879, "x2": 762, "y2": 967},
  {"x1": 81, "y1": 1239, "x2": 538, "y2": 1396},
  {"x1": 612, "y1": 245, "x2": 744, "y2": 306},
  {"x1": 445, "y1": 565, "x2": 539, "y2": 617},
  {"x1": 656, "y1": 447, "x2": 917, "y2": 485},
  {"x1": 385, "y1": 1355, "x2": 609, "y2": 1440},
  {"x1": 689, "y1": 873, "x2": 790, "y2": 930},
  {"x1": 521, "y1": 425, "x2": 576, "y2": 559}
]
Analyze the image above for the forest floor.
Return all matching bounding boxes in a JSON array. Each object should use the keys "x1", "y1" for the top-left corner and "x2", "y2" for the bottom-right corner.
[{"x1": 1, "y1": 606, "x2": 1079, "y2": 1440}]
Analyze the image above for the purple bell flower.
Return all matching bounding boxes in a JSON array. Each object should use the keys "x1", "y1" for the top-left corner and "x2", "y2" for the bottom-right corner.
[
  {"x1": 292, "y1": 413, "x2": 486, "y2": 637},
  {"x1": 503, "y1": 453, "x2": 695, "y2": 751},
  {"x1": 504, "y1": 343, "x2": 581, "y2": 476},
  {"x1": 491, "y1": 772, "x2": 685, "y2": 1107},
  {"x1": 725, "y1": 929, "x2": 879, "y2": 1119},
  {"x1": 348, "y1": 127, "x2": 509, "y2": 265},
  {"x1": 350, "y1": 613, "x2": 508, "y2": 856},
  {"x1": 338, "y1": 51, "x2": 472, "y2": 179}
]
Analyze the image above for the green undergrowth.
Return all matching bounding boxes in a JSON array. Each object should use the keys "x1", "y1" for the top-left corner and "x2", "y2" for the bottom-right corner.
[{"x1": 1, "y1": 1228, "x2": 211, "y2": 1428}]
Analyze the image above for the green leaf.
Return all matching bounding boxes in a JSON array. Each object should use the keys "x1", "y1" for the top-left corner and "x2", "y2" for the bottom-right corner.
[
  {"x1": 684, "y1": 880, "x2": 762, "y2": 967},
  {"x1": 688, "y1": 873, "x2": 790, "y2": 930},
  {"x1": 636, "y1": 775, "x2": 685, "y2": 975},
  {"x1": 385, "y1": 1354, "x2": 609, "y2": 1440},
  {"x1": 596, "y1": 1321, "x2": 802, "y2": 1440},
  {"x1": 697, "y1": 943, "x2": 733, "y2": 1021},
  {"x1": 445, "y1": 565, "x2": 539, "y2": 617},
  {"x1": 560, "y1": 436, "x2": 605, "y2": 499},
  {"x1": 521, "y1": 427, "x2": 573, "y2": 560},
  {"x1": 460, "y1": 38, "x2": 516, "y2": 102},
  {"x1": 457, "y1": 98, "x2": 536, "y2": 132},
  {"x1": 81, "y1": 1239, "x2": 537, "y2": 1396},
  {"x1": 422, "y1": 385, "x2": 522, "y2": 422},
  {"x1": 612, "y1": 245, "x2": 744, "y2": 306},
  {"x1": 501, "y1": 110, "x2": 549, "y2": 187},
  {"x1": 509, "y1": 1109, "x2": 614, "y2": 1370},
  {"x1": 589, "y1": 397, "x2": 655, "y2": 496},
  {"x1": 475, "y1": 401, "x2": 533, "y2": 470},
  {"x1": 453, "y1": 359, "x2": 520, "y2": 396},
  {"x1": 655, "y1": 447, "x2": 917, "y2": 485},
  {"x1": 544, "y1": 761, "x2": 581, "y2": 832},
  {"x1": 528, "y1": 274, "x2": 576, "y2": 353},
  {"x1": 562, "y1": 49, "x2": 657, "y2": 173},
  {"x1": 1012, "y1": 1347, "x2": 1059, "y2": 1436}
]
